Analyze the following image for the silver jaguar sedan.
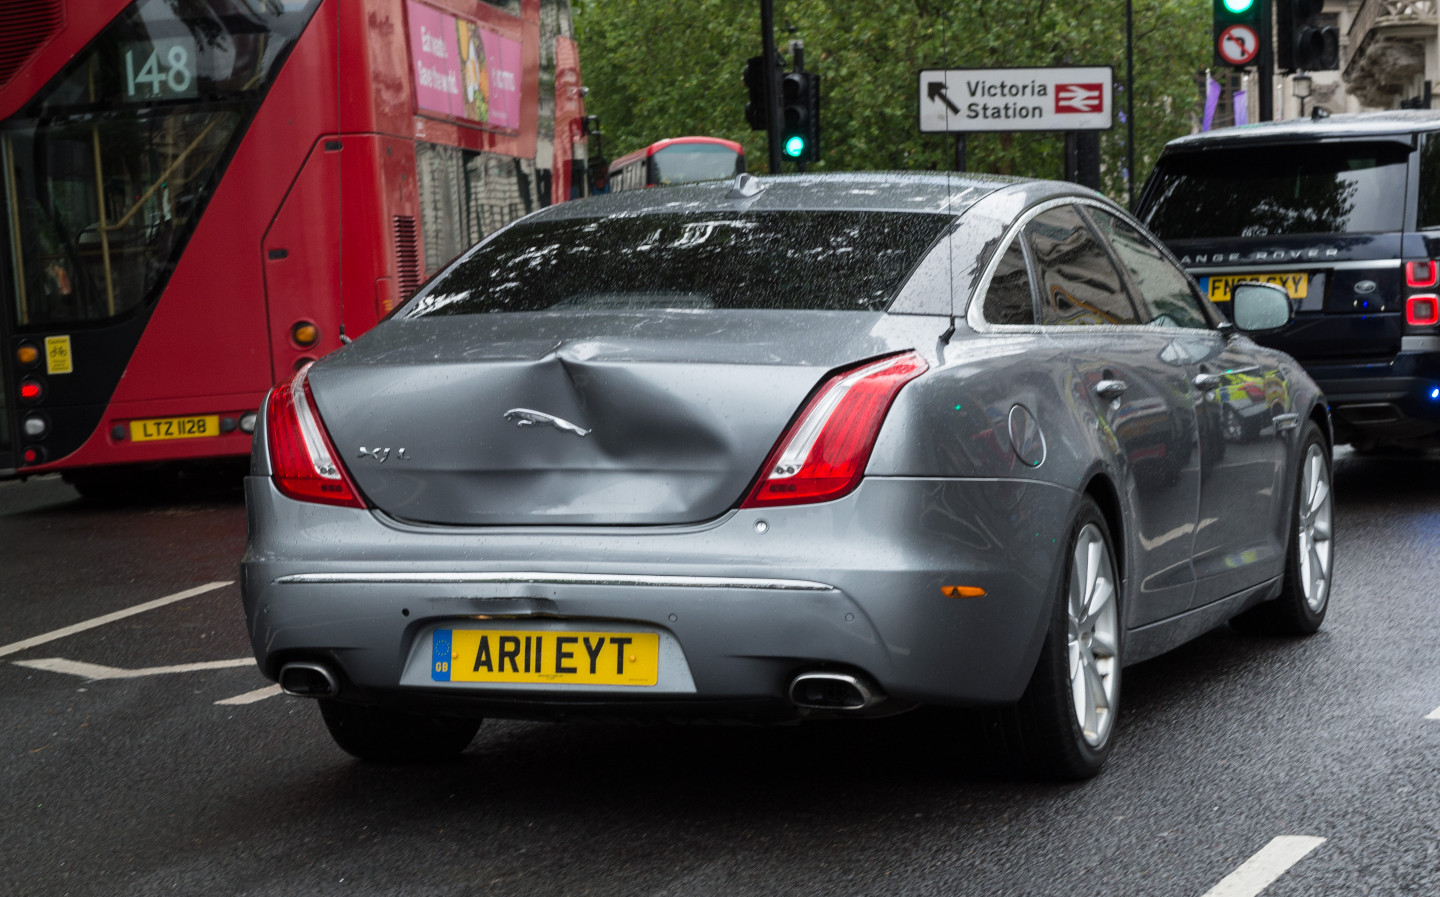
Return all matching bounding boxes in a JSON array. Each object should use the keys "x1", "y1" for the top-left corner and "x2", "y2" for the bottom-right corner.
[{"x1": 241, "y1": 172, "x2": 1333, "y2": 779}]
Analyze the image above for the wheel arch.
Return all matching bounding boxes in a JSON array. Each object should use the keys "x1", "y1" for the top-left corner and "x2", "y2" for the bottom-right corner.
[{"x1": 1081, "y1": 470, "x2": 1126, "y2": 591}]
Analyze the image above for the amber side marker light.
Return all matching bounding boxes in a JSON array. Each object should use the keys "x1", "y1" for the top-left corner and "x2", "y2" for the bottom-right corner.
[
  {"x1": 942, "y1": 586, "x2": 987, "y2": 599},
  {"x1": 16, "y1": 343, "x2": 40, "y2": 366},
  {"x1": 291, "y1": 321, "x2": 320, "y2": 347}
]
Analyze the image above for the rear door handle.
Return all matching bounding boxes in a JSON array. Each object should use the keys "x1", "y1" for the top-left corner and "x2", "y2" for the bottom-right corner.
[
  {"x1": 1193, "y1": 373, "x2": 1224, "y2": 391},
  {"x1": 1094, "y1": 379, "x2": 1128, "y2": 400}
]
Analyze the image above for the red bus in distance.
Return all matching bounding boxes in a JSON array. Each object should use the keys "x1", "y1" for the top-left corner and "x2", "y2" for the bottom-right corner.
[
  {"x1": 0, "y1": 0, "x2": 587, "y2": 495},
  {"x1": 607, "y1": 136, "x2": 745, "y2": 193}
]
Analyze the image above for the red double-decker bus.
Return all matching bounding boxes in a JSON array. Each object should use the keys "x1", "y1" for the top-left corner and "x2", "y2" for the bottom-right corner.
[
  {"x1": 0, "y1": 0, "x2": 586, "y2": 495},
  {"x1": 606, "y1": 136, "x2": 745, "y2": 193}
]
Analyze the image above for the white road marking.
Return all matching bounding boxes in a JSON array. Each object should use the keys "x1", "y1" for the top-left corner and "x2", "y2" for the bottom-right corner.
[
  {"x1": 0, "y1": 581, "x2": 231, "y2": 659},
  {"x1": 1427, "y1": 706, "x2": 1440, "y2": 720},
  {"x1": 215, "y1": 684, "x2": 283, "y2": 705},
  {"x1": 1200, "y1": 836, "x2": 1327, "y2": 897},
  {"x1": 13, "y1": 656, "x2": 254, "y2": 680}
]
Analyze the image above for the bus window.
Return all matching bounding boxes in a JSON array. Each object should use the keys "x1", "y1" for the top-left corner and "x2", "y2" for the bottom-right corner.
[
  {"x1": 2, "y1": 0, "x2": 319, "y2": 326},
  {"x1": 650, "y1": 142, "x2": 745, "y2": 185}
]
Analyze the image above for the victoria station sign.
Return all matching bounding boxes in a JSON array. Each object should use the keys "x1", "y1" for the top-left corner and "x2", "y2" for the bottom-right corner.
[{"x1": 918, "y1": 66, "x2": 1115, "y2": 133}]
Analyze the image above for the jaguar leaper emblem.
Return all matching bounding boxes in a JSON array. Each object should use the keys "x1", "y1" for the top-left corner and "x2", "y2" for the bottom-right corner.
[{"x1": 503, "y1": 408, "x2": 591, "y2": 438}]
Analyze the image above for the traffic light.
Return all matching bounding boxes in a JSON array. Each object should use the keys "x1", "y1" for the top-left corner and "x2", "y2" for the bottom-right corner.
[
  {"x1": 1213, "y1": 0, "x2": 1262, "y2": 69},
  {"x1": 1278, "y1": 0, "x2": 1340, "y2": 72},
  {"x1": 743, "y1": 55, "x2": 773, "y2": 131},
  {"x1": 780, "y1": 70, "x2": 820, "y2": 163}
]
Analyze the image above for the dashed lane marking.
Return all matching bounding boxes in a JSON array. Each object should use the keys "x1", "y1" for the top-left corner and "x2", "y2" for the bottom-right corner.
[
  {"x1": 215, "y1": 684, "x2": 283, "y2": 705},
  {"x1": 13, "y1": 656, "x2": 254, "y2": 680},
  {"x1": 1200, "y1": 836, "x2": 1327, "y2": 897},
  {"x1": 0, "y1": 582, "x2": 231, "y2": 659}
]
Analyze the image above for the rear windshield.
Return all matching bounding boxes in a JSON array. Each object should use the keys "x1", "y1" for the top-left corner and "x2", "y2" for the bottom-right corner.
[
  {"x1": 402, "y1": 211, "x2": 951, "y2": 317},
  {"x1": 650, "y1": 143, "x2": 744, "y2": 184},
  {"x1": 1140, "y1": 141, "x2": 1411, "y2": 239}
]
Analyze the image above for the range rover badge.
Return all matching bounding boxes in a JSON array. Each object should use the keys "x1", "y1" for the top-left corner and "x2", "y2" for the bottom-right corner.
[{"x1": 504, "y1": 408, "x2": 591, "y2": 437}]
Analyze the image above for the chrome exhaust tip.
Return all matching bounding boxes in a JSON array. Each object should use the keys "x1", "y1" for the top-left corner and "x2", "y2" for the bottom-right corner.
[
  {"x1": 278, "y1": 662, "x2": 340, "y2": 698},
  {"x1": 789, "y1": 672, "x2": 882, "y2": 711}
]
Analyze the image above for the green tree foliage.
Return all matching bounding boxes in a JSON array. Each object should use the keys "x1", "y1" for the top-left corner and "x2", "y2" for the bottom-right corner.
[{"x1": 573, "y1": 0, "x2": 1208, "y2": 203}]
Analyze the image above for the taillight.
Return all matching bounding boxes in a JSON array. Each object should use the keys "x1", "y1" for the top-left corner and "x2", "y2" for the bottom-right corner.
[
  {"x1": 742, "y1": 351, "x2": 928, "y2": 508},
  {"x1": 1407, "y1": 294, "x2": 1440, "y2": 326},
  {"x1": 265, "y1": 366, "x2": 367, "y2": 508},
  {"x1": 1407, "y1": 260, "x2": 1438, "y2": 288}
]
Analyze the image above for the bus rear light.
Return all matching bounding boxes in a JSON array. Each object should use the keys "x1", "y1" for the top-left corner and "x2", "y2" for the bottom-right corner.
[
  {"x1": 22, "y1": 447, "x2": 46, "y2": 465},
  {"x1": 19, "y1": 378, "x2": 43, "y2": 403},
  {"x1": 22, "y1": 413, "x2": 48, "y2": 439},
  {"x1": 265, "y1": 367, "x2": 367, "y2": 508},
  {"x1": 1407, "y1": 260, "x2": 1439, "y2": 288},
  {"x1": 741, "y1": 351, "x2": 928, "y2": 508},
  {"x1": 16, "y1": 343, "x2": 39, "y2": 367},
  {"x1": 1406, "y1": 294, "x2": 1440, "y2": 326},
  {"x1": 291, "y1": 321, "x2": 319, "y2": 347}
]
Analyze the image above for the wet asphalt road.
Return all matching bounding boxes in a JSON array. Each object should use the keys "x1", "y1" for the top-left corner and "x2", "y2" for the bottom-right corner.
[{"x1": 1, "y1": 451, "x2": 1438, "y2": 897}]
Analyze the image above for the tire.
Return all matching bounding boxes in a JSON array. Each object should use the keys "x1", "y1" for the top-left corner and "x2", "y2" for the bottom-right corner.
[
  {"x1": 318, "y1": 699, "x2": 481, "y2": 762},
  {"x1": 986, "y1": 496, "x2": 1122, "y2": 780},
  {"x1": 1231, "y1": 421, "x2": 1333, "y2": 636}
]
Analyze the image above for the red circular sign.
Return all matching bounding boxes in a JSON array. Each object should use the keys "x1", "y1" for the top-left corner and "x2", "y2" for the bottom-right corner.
[{"x1": 1218, "y1": 25, "x2": 1259, "y2": 66}]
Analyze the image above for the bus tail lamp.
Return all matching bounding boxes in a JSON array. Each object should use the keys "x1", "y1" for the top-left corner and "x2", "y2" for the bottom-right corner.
[
  {"x1": 19, "y1": 378, "x2": 44, "y2": 404},
  {"x1": 16, "y1": 343, "x2": 40, "y2": 367},
  {"x1": 1406, "y1": 294, "x2": 1439, "y2": 326},
  {"x1": 265, "y1": 367, "x2": 367, "y2": 508},
  {"x1": 291, "y1": 321, "x2": 319, "y2": 348},
  {"x1": 23, "y1": 413, "x2": 49, "y2": 440},
  {"x1": 1406, "y1": 260, "x2": 1439, "y2": 288},
  {"x1": 22, "y1": 446, "x2": 46, "y2": 465},
  {"x1": 741, "y1": 352, "x2": 928, "y2": 508}
]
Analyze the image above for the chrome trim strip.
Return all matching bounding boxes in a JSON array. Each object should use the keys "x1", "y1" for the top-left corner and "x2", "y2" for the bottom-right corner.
[
  {"x1": 273, "y1": 572, "x2": 837, "y2": 591},
  {"x1": 1186, "y1": 259, "x2": 1402, "y2": 274}
]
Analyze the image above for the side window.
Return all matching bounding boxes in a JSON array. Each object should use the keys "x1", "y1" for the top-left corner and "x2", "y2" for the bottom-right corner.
[
  {"x1": 1024, "y1": 205, "x2": 1139, "y2": 326},
  {"x1": 1091, "y1": 209, "x2": 1211, "y2": 329},
  {"x1": 1419, "y1": 133, "x2": 1440, "y2": 230},
  {"x1": 982, "y1": 239, "x2": 1035, "y2": 325}
]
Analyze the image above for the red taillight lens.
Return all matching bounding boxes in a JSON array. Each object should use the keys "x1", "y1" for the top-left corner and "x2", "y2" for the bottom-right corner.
[
  {"x1": 1407, "y1": 294, "x2": 1440, "y2": 326},
  {"x1": 741, "y1": 351, "x2": 929, "y2": 508},
  {"x1": 1407, "y1": 260, "x2": 1439, "y2": 288},
  {"x1": 265, "y1": 367, "x2": 366, "y2": 508}
]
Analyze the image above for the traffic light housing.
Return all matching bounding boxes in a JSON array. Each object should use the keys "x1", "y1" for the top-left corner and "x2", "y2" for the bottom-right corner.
[
  {"x1": 780, "y1": 70, "x2": 820, "y2": 163},
  {"x1": 743, "y1": 55, "x2": 773, "y2": 131},
  {"x1": 1213, "y1": 0, "x2": 1262, "y2": 69},
  {"x1": 1278, "y1": 0, "x2": 1340, "y2": 72}
]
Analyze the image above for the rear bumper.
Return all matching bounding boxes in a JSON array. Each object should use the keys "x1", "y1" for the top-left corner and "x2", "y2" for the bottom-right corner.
[
  {"x1": 240, "y1": 474, "x2": 1079, "y2": 719},
  {"x1": 1306, "y1": 349, "x2": 1440, "y2": 443}
]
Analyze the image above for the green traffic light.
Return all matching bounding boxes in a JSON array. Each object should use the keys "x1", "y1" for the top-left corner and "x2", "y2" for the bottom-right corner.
[
  {"x1": 1222, "y1": 0, "x2": 1254, "y2": 11},
  {"x1": 783, "y1": 135, "x2": 806, "y2": 158}
]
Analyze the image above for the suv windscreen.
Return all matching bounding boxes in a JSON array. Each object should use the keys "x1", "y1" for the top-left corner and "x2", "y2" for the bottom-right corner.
[
  {"x1": 402, "y1": 211, "x2": 952, "y2": 317},
  {"x1": 1141, "y1": 140, "x2": 1411, "y2": 239}
]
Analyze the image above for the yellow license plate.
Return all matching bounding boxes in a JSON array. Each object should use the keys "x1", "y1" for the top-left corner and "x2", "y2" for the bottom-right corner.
[
  {"x1": 433, "y1": 628, "x2": 659, "y2": 686},
  {"x1": 1205, "y1": 272, "x2": 1308, "y2": 302},
  {"x1": 129, "y1": 415, "x2": 221, "y2": 442}
]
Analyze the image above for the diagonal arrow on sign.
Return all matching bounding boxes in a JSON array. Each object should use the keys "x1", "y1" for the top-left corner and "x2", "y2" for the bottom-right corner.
[{"x1": 927, "y1": 81, "x2": 960, "y2": 115}]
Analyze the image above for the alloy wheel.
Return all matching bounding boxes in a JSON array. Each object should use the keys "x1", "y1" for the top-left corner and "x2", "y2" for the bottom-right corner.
[
  {"x1": 1067, "y1": 523, "x2": 1120, "y2": 748},
  {"x1": 1297, "y1": 443, "x2": 1333, "y2": 613}
]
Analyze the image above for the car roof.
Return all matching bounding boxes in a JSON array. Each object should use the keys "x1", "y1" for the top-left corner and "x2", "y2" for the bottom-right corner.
[
  {"x1": 1163, "y1": 110, "x2": 1440, "y2": 151},
  {"x1": 529, "y1": 171, "x2": 1042, "y2": 222}
]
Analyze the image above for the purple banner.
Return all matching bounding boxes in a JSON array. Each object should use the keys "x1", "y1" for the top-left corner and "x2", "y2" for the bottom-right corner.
[
  {"x1": 1203, "y1": 74, "x2": 1221, "y2": 132},
  {"x1": 408, "y1": 1, "x2": 522, "y2": 129},
  {"x1": 1233, "y1": 88, "x2": 1249, "y2": 127}
]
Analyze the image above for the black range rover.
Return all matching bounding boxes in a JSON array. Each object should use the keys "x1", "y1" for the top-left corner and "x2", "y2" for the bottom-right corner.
[{"x1": 1137, "y1": 111, "x2": 1440, "y2": 449}]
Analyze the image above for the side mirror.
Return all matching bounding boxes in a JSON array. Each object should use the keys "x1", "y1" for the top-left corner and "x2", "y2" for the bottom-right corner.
[{"x1": 1231, "y1": 282, "x2": 1293, "y2": 332}]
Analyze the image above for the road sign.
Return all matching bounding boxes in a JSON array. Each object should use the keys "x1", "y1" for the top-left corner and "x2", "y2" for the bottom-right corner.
[
  {"x1": 1217, "y1": 24, "x2": 1259, "y2": 66},
  {"x1": 918, "y1": 66, "x2": 1114, "y2": 133}
]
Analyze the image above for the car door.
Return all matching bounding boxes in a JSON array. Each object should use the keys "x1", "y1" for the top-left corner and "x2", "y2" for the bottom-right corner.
[
  {"x1": 1022, "y1": 203, "x2": 1202, "y2": 626},
  {"x1": 1089, "y1": 208, "x2": 1288, "y2": 608}
]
